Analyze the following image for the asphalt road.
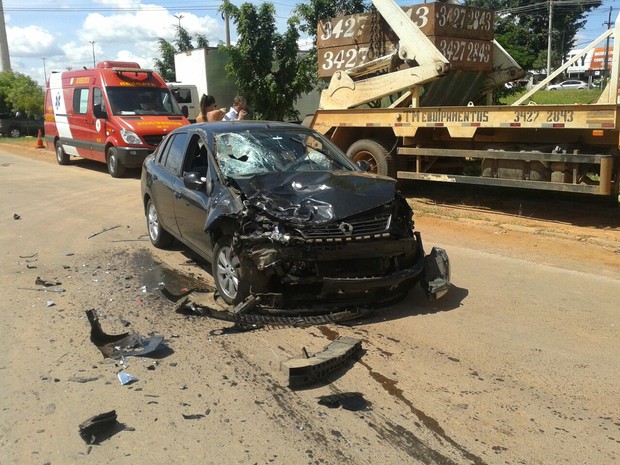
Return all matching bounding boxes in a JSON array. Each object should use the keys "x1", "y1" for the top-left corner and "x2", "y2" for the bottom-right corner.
[{"x1": 0, "y1": 148, "x2": 618, "y2": 465}]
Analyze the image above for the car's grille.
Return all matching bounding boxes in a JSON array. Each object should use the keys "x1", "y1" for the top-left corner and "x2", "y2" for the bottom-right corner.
[
  {"x1": 298, "y1": 213, "x2": 392, "y2": 242},
  {"x1": 143, "y1": 134, "x2": 164, "y2": 147}
]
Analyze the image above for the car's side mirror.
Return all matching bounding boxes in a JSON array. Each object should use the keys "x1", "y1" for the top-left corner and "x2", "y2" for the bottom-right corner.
[
  {"x1": 183, "y1": 172, "x2": 205, "y2": 190},
  {"x1": 356, "y1": 160, "x2": 371, "y2": 172}
]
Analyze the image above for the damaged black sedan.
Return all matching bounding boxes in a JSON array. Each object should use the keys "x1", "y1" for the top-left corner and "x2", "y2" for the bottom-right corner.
[{"x1": 140, "y1": 121, "x2": 449, "y2": 310}]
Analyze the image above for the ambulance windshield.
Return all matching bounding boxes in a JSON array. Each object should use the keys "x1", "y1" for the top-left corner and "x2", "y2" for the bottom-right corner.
[{"x1": 106, "y1": 87, "x2": 183, "y2": 116}]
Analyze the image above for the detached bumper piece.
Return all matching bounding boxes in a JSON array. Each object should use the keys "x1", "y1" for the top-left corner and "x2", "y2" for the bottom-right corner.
[
  {"x1": 422, "y1": 247, "x2": 451, "y2": 300},
  {"x1": 79, "y1": 410, "x2": 119, "y2": 445},
  {"x1": 280, "y1": 336, "x2": 363, "y2": 389},
  {"x1": 86, "y1": 309, "x2": 165, "y2": 359}
]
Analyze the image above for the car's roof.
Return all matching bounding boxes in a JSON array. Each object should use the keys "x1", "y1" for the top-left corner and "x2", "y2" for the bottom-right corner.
[{"x1": 182, "y1": 120, "x2": 306, "y2": 136}]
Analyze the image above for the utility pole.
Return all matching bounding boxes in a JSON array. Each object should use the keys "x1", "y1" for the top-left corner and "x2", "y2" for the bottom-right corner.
[
  {"x1": 42, "y1": 57, "x2": 47, "y2": 83},
  {"x1": 224, "y1": 11, "x2": 230, "y2": 46},
  {"x1": 173, "y1": 14, "x2": 184, "y2": 28},
  {"x1": 603, "y1": 6, "x2": 613, "y2": 85},
  {"x1": 0, "y1": 0, "x2": 11, "y2": 72},
  {"x1": 89, "y1": 41, "x2": 96, "y2": 67},
  {"x1": 546, "y1": 0, "x2": 553, "y2": 86}
]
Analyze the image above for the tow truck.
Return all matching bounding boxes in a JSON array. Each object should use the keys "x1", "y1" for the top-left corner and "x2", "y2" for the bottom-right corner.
[{"x1": 310, "y1": 0, "x2": 619, "y2": 199}]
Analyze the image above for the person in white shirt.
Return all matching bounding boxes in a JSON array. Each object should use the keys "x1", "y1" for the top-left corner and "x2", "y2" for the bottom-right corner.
[{"x1": 223, "y1": 96, "x2": 248, "y2": 121}]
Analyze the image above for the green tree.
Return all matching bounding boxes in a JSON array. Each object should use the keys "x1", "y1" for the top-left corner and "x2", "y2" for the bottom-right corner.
[
  {"x1": 219, "y1": 1, "x2": 315, "y2": 121},
  {"x1": 0, "y1": 71, "x2": 44, "y2": 117},
  {"x1": 154, "y1": 26, "x2": 210, "y2": 81},
  {"x1": 464, "y1": 0, "x2": 602, "y2": 71}
]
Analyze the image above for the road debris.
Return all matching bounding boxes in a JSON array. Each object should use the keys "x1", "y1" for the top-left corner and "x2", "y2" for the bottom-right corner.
[
  {"x1": 78, "y1": 410, "x2": 120, "y2": 444},
  {"x1": 19, "y1": 253, "x2": 38, "y2": 259},
  {"x1": 13, "y1": 213, "x2": 20, "y2": 220},
  {"x1": 87, "y1": 225, "x2": 122, "y2": 239},
  {"x1": 165, "y1": 285, "x2": 375, "y2": 330},
  {"x1": 36, "y1": 276, "x2": 62, "y2": 287},
  {"x1": 280, "y1": 336, "x2": 363, "y2": 389},
  {"x1": 68, "y1": 376, "x2": 99, "y2": 383},
  {"x1": 317, "y1": 392, "x2": 370, "y2": 411},
  {"x1": 86, "y1": 309, "x2": 165, "y2": 359},
  {"x1": 117, "y1": 370, "x2": 138, "y2": 385}
]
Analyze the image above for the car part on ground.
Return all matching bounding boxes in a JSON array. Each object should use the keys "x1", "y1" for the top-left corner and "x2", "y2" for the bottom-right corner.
[
  {"x1": 280, "y1": 336, "x2": 363, "y2": 389},
  {"x1": 317, "y1": 392, "x2": 369, "y2": 411},
  {"x1": 86, "y1": 309, "x2": 165, "y2": 359},
  {"x1": 79, "y1": 411, "x2": 120, "y2": 445},
  {"x1": 172, "y1": 291, "x2": 376, "y2": 330}
]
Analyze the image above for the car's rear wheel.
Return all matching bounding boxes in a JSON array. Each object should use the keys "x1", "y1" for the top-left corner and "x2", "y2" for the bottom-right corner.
[
  {"x1": 107, "y1": 146, "x2": 126, "y2": 178},
  {"x1": 146, "y1": 198, "x2": 173, "y2": 248},
  {"x1": 9, "y1": 127, "x2": 21, "y2": 138},
  {"x1": 55, "y1": 140, "x2": 70, "y2": 165},
  {"x1": 212, "y1": 236, "x2": 249, "y2": 305}
]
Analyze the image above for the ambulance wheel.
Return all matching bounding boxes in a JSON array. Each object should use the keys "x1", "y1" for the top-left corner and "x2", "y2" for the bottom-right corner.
[
  {"x1": 55, "y1": 140, "x2": 70, "y2": 165},
  {"x1": 346, "y1": 139, "x2": 395, "y2": 178},
  {"x1": 106, "y1": 146, "x2": 126, "y2": 178}
]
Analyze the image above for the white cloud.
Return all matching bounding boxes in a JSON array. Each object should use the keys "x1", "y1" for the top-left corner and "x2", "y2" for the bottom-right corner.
[{"x1": 7, "y1": 25, "x2": 63, "y2": 58}]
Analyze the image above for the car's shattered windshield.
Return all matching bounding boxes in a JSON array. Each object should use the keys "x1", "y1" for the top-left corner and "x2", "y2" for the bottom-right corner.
[
  {"x1": 106, "y1": 87, "x2": 183, "y2": 116},
  {"x1": 214, "y1": 129, "x2": 356, "y2": 178}
]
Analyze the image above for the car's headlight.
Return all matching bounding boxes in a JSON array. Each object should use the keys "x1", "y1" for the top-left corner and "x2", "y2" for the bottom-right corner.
[{"x1": 120, "y1": 129, "x2": 143, "y2": 145}]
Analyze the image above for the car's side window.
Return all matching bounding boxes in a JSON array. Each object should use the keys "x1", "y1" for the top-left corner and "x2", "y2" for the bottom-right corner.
[
  {"x1": 161, "y1": 132, "x2": 189, "y2": 175},
  {"x1": 183, "y1": 134, "x2": 208, "y2": 177}
]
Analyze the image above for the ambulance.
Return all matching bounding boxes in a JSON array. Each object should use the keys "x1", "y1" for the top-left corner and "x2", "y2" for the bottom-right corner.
[{"x1": 44, "y1": 61, "x2": 189, "y2": 177}]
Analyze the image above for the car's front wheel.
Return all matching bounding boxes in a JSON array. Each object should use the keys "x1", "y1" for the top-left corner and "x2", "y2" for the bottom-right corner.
[
  {"x1": 107, "y1": 146, "x2": 126, "y2": 178},
  {"x1": 9, "y1": 127, "x2": 21, "y2": 138},
  {"x1": 212, "y1": 236, "x2": 249, "y2": 305},
  {"x1": 55, "y1": 140, "x2": 70, "y2": 165},
  {"x1": 146, "y1": 198, "x2": 173, "y2": 248}
]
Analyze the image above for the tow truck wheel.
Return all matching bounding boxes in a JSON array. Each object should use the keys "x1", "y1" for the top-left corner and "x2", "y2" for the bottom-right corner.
[
  {"x1": 146, "y1": 198, "x2": 173, "y2": 248},
  {"x1": 212, "y1": 236, "x2": 249, "y2": 306},
  {"x1": 55, "y1": 140, "x2": 70, "y2": 165},
  {"x1": 106, "y1": 146, "x2": 126, "y2": 178},
  {"x1": 346, "y1": 139, "x2": 394, "y2": 178}
]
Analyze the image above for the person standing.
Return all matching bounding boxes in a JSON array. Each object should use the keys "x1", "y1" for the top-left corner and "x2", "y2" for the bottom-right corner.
[
  {"x1": 223, "y1": 96, "x2": 248, "y2": 121},
  {"x1": 196, "y1": 94, "x2": 226, "y2": 122}
]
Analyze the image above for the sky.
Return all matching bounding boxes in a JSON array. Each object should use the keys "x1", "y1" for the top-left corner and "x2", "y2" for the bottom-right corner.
[{"x1": 1, "y1": 0, "x2": 619, "y2": 86}]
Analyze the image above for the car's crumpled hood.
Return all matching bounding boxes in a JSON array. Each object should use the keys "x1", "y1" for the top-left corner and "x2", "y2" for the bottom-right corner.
[{"x1": 233, "y1": 171, "x2": 397, "y2": 225}]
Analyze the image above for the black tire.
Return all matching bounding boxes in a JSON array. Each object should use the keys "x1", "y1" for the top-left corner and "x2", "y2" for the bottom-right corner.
[
  {"x1": 106, "y1": 146, "x2": 126, "y2": 178},
  {"x1": 55, "y1": 140, "x2": 70, "y2": 165},
  {"x1": 9, "y1": 127, "x2": 21, "y2": 138},
  {"x1": 146, "y1": 198, "x2": 174, "y2": 248},
  {"x1": 346, "y1": 139, "x2": 395, "y2": 178},
  {"x1": 212, "y1": 236, "x2": 249, "y2": 305}
]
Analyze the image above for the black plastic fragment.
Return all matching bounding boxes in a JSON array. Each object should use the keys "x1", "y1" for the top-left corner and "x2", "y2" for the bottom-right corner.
[
  {"x1": 86, "y1": 309, "x2": 165, "y2": 359},
  {"x1": 317, "y1": 392, "x2": 369, "y2": 411},
  {"x1": 280, "y1": 336, "x2": 363, "y2": 389},
  {"x1": 79, "y1": 410, "x2": 119, "y2": 444},
  {"x1": 35, "y1": 276, "x2": 62, "y2": 287}
]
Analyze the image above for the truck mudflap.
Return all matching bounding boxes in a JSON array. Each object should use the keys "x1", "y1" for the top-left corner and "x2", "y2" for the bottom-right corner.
[{"x1": 422, "y1": 247, "x2": 451, "y2": 300}]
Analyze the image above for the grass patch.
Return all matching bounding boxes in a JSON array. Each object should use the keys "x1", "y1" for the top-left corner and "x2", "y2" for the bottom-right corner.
[
  {"x1": 501, "y1": 89, "x2": 603, "y2": 105},
  {"x1": 0, "y1": 136, "x2": 37, "y2": 144}
]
